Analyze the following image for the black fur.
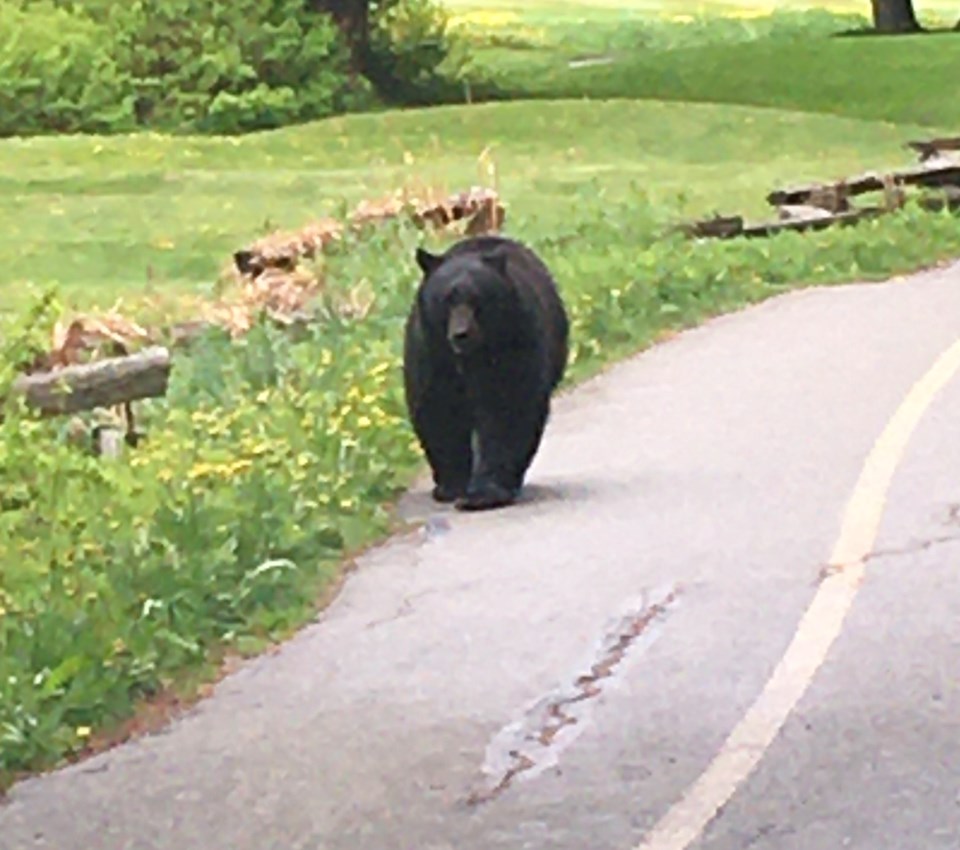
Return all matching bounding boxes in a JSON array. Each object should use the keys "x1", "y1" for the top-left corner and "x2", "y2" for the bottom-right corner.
[{"x1": 403, "y1": 235, "x2": 569, "y2": 511}]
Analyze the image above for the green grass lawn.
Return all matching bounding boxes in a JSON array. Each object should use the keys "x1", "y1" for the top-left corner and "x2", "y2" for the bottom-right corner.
[
  {"x1": 5, "y1": 1, "x2": 958, "y2": 317},
  {"x1": 1, "y1": 99, "x2": 951, "y2": 316},
  {"x1": 470, "y1": 32, "x2": 960, "y2": 127},
  {"x1": 3, "y1": 0, "x2": 958, "y2": 316},
  {"x1": 446, "y1": 2, "x2": 960, "y2": 126}
]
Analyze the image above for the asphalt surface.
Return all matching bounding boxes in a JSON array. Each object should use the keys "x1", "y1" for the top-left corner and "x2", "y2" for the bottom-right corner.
[{"x1": 3, "y1": 261, "x2": 960, "y2": 850}]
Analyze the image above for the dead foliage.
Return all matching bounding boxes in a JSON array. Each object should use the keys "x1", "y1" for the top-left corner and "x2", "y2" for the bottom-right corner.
[
  {"x1": 6, "y1": 182, "x2": 502, "y2": 439},
  {"x1": 22, "y1": 184, "x2": 505, "y2": 370},
  {"x1": 234, "y1": 185, "x2": 505, "y2": 279},
  {"x1": 24, "y1": 309, "x2": 152, "y2": 374},
  {"x1": 232, "y1": 218, "x2": 343, "y2": 278},
  {"x1": 197, "y1": 184, "x2": 504, "y2": 339},
  {"x1": 203, "y1": 265, "x2": 322, "y2": 338},
  {"x1": 13, "y1": 309, "x2": 157, "y2": 446}
]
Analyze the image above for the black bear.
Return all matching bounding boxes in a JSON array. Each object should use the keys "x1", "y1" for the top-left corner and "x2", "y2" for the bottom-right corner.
[{"x1": 403, "y1": 235, "x2": 569, "y2": 511}]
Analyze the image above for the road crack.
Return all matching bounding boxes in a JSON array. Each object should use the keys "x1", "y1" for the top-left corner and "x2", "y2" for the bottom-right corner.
[
  {"x1": 818, "y1": 531, "x2": 960, "y2": 582},
  {"x1": 466, "y1": 585, "x2": 682, "y2": 807}
]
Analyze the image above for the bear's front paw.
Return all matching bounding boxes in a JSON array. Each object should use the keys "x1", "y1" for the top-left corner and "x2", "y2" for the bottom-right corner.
[
  {"x1": 455, "y1": 481, "x2": 517, "y2": 512},
  {"x1": 432, "y1": 482, "x2": 465, "y2": 503}
]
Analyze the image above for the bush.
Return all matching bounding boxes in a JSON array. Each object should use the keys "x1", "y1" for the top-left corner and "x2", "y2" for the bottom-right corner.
[
  {"x1": 12, "y1": 0, "x2": 374, "y2": 134},
  {"x1": 0, "y1": 1, "x2": 135, "y2": 136},
  {"x1": 106, "y1": 0, "x2": 368, "y2": 133},
  {"x1": 2, "y1": 0, "x2": 466, "y2": 135},
  {"x1": 204, "y1": 85, "x2": 302, "y2": 135},
  {"x1": 364, "y1": 0, "x2": 462, "y2": 102}
]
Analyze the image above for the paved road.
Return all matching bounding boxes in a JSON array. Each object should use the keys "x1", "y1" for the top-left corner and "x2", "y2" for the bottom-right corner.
[{"x1": 4, "y1": 261, "x2": 960, "y2": 850}]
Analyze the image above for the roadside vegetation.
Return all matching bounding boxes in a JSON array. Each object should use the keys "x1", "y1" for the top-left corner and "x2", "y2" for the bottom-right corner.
[{"x1": 3, "y1": 0, "x2": 960, "y2": 789}]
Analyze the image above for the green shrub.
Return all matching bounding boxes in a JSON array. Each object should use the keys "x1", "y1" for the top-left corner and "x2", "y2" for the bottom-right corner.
[
  {"x1": 12, "y1": 0, "x2": 373, "y2": 134},
  {"x1": 364, "y1": 0, "x2": 462, "y2": 102},
  {"x1": 0, "y1": 1, "x2": 135, "y2": 136},
  {"x1": 108, "y1": 0, "x2": 367, "y2": 132},
  {"x1": 204, "y1": 85, "x2": 302, "y2": 134}
]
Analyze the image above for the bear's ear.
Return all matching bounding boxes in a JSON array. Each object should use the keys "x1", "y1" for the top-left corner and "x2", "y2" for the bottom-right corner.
[
  {"x1": 415, "y1": 247, "x2": 443, "y2": 276},
  {"x1": 482, "y1": 250, "x2": 509, "y2": 278}
]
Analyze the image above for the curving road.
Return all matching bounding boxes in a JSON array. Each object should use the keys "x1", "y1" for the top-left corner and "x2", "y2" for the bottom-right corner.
[{"x1": 4, "y1": 261, "x2": 960, "y2": 850}]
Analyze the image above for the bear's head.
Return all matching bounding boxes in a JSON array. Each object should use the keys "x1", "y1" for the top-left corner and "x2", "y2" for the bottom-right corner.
[{"x1": 415, "y1": 246, "x2": 516, "y2": 358}]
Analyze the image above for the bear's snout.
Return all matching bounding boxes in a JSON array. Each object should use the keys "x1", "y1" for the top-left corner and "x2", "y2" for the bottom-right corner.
[{"x1": 447, "y1": 304, "x2": 481, "y2": 355}]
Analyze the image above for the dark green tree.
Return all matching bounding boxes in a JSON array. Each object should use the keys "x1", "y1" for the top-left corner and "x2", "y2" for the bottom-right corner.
[
  {"x1": 306, "y1": 1, "x2": 380, "y2": 68},
  {"x1": 309, "y1": 0, "x2": 455, "y2": 102}
]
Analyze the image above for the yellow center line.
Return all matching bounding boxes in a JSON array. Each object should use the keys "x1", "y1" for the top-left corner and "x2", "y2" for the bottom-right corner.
[{"x1": 635, "y1": 336, "x2": 960, "y2": 850}]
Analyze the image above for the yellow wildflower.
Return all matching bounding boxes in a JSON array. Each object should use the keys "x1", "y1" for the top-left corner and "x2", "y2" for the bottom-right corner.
[
  {"x1": 188, "y1": 462, "x2": 217, "y2": 480},
  {"x1": 227, "y1": 459, "x2": 253, "y2": 476}
]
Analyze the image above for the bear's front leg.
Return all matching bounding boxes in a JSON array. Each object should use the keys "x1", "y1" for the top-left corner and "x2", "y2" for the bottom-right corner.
[
  {"x1": 411, "y1": 387, "x2": 474, "y2": 504},
  {"x1": 456, "y1": 406, "x2": 544, "y2": 511},
  {"x1": 424, "y1": 419, "x2": 473, "y2": 503}
]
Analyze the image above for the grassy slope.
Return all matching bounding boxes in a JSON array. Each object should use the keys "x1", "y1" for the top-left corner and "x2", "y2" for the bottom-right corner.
[
  {"x1": 478, "y1": 35, "x2": 960, "y2": 128},
  {"x1": 3, "y1": 2, "x2": 957, "y2": 315},
  {"x1": 1, "y1": 101, "x2": 949, "y2": 315},
  {"x1": 443, "y1": 1, "x2": 960, "y2": 129}
]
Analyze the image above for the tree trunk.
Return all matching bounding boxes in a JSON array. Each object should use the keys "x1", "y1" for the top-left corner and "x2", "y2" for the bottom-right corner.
[
  {"x1": 869, "y1": 0, "x2": 921, "y2": 32},
  {"x1": 307, "y1": 0, "x2": 370, "y2": 69}
]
